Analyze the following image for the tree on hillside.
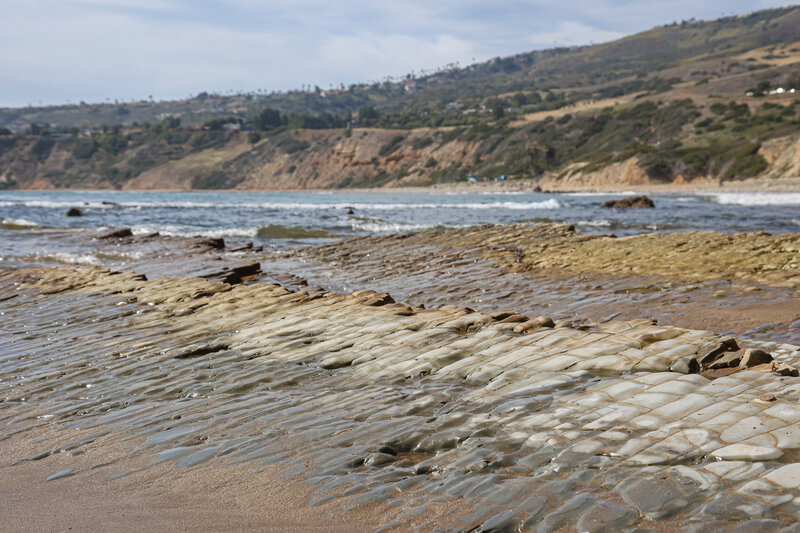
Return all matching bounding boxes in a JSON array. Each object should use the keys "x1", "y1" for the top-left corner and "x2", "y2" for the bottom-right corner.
[
  {"x1": 255, "y1": 108, "x2": 284, "y2": 130},
  {"x1": 358, "y1": 106, "x2": 380, "y2": 126}
]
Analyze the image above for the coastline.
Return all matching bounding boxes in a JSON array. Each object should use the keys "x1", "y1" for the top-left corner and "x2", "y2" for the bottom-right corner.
[
  {"x1": 2, "y1": 261, "x2": 800, "y2": 531},
  {"x1": 4, "y1": 176, "x2": 800, "y2": 195},
  {"x1": 2, "y1": 222, "x2": 800, "y2": 531}
]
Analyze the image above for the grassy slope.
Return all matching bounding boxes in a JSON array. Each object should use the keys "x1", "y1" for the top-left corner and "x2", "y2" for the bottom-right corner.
[{"x1": 1, "y1": 6, "x2": 800, "y2": 190}]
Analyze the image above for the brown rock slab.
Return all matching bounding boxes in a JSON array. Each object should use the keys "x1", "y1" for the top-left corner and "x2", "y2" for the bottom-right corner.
[
  {"x1": 97, "y1": 228, "x2": 133, "y2": 239},
  {"x1": 600, "y1": 196, "x2": 655, "y2": 209},
  {"x1": 740, "y1": 349, "x2": 773, "y2": 368}
]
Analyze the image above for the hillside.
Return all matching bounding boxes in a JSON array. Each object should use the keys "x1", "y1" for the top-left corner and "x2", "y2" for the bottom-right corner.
[{"x1": 1, "y1": 5, "x2": 800, "y2": 191}]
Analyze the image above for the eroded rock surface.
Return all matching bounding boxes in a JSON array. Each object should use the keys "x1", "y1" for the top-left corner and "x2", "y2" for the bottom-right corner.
[
  {"x1": 3, "y1": 266, "x2": 800, "y2": 531},
  {"x1": 279, "y1": 224, "x2": 800, "y2": 345}
]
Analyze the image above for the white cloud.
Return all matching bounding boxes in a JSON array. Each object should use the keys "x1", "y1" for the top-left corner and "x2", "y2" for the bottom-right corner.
[{"x1": 0, "y1": 0, "x2": 794, "y2": 106}]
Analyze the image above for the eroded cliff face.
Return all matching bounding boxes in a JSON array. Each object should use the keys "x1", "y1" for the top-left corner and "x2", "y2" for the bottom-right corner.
[
  {"x1": 540, "y1": 158, "x2": 654, "y2": 190},
  {"x1": 222, "y1": 129, "x2": 480, "y2": 190},
  {"x1": 759, "y1": 135, "x2": 800, "y2": 180},
  {"x1": 3, "y1": 129, "x2": 800, "y2": 191}
]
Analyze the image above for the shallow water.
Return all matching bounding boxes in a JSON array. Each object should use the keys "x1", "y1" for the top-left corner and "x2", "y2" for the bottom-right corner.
[
  {"x1": 1, "y1": 191, "x2": 799, "y2": 240},
  {"x1": 3, "y1": 267, "x2": 800, "y2": 532},
  {"x1": 2, "y1": 189, "x2": 799, "y2": 270}
]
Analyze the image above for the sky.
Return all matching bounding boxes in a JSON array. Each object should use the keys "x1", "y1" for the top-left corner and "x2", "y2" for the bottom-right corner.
[{"x1": 0, "y1": 0, "x2": 793, "y2": 107}]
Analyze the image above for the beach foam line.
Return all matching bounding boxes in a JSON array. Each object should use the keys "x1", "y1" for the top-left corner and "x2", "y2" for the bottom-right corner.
[
  {"x1": 574, "y1": 219, "x2": 612, "y2": 228},
  {"x1": 0, "y1": 199, "x2": 563, "y2": 210},
  {"x1": 0, "y1": 200, "x2": 119, "y2": 209},
  {"x1": 709, "y1": 193, "x2": 800, "y2": 206},
  {"x1": 48, "y1": 252, "x2": 103, "y2": 265},
  {"x1": 1, "y1": 217, "x2": 41, "y2": 229},
  {"x1": 131, "y1": 225, "x2": 261, "y2": 239},
  {"x1": 562, "y1": 191, "x2": 638, "y2": 196},
  {"x1": 349, "y1": 221, "x2": 471, "y2": 233}
]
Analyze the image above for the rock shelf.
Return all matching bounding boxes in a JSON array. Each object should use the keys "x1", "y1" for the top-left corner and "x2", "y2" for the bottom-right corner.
[
  {"x1": 282, "y1": 224, "x2": 800, "y2": 344},
  {"x1": 2, "y1": 266, "x2": 800, "y2": 531}
]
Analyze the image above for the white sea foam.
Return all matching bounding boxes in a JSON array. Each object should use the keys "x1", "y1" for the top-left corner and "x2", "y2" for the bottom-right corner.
[
  {"x1": 350, "y1": 221, "x2": 468, "y2": 233},
  {"x1": 1, "y1": 217, "x2": 40, "y2": 227},
  {"x1": 710, "y1": 193, "x2": 800, "y2": 206},
  {"x1": 131, "y1": 225, "x2": 259, "y2": 238},
  {"x1": 563, "y1": 191, "x2": 638, "y2": 197},
  {"x1": 0, "y1": 200, "x2": 117, "y2": 209},
  {"x1": 0, "y1": 199, "x2": 562, "y2": 210},
  {"x1": 574, "y1": 219, "x2": 612, "y2": 227},
  {"x1": 153, "y1": 199, "x2": 563, "y2": 210},
  {"x1": 49, "y1": 252, "x2": 102, "y2": 265}
]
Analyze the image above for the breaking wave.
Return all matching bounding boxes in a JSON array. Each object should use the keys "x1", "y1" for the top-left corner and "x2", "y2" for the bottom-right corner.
[
  {"x1": 709, "y1": 193, "x2": 800, "y2": 206},
  {"x1": 1, "y1": 217, "x2": 41, "y2": 229},
  {"x1": 0, "y1": 199, "x2": 562, "y2": 210},
  {"x1": 349, "y1": 221, "x2": 468, "y2": 233}
]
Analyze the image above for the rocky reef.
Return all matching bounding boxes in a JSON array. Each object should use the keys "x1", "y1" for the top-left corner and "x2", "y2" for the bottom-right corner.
[{"x1": 3, "y1": 262, "x2": 800, "y2": 531}]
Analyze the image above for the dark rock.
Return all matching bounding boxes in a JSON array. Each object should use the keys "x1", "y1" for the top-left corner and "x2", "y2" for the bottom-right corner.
[
  {"x1": 65, "y1": 207, "x2": 83, "y2": 217},
  {"x1": 191, "y1": 237, "x2": 225, "y2": 250},
  {"x1": 698, "y1": 337, "x2": 740, "y2": 368},
  {"x1": 533, "y1": 186, "x2": 543, "y2": 193},
  {"x1": 670, "y1": 356, "x2": 700, "y2": 374},
  {"x1": 601, "y1": 196, "x2": 655, "y2": 209},
  {"x1": 97, "y1": 228, "x2": 133, "y2": 239},
  {"x1": 741, "y1": 349, "x2": 773, "y2": 367},
  {"x1": 772, "y1": 362, "x2": 799, "y2": 377},
  {"x1": 202, "y1": 261, "x2": 261, "y2": 285},
  {"x1": 228, "y1": 241, "x2": 254, "y2": 252},
  {"x1": 708, "y1": 350, "x2": 744, "y2": 369},
  {"x1": 347, "y1": 207, "x2": 355, "y2": 215}
]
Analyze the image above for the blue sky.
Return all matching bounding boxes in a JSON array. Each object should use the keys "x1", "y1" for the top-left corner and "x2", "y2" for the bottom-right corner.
[{"x1": 0, "y1": 0, "x2": 793, "y2": 107}]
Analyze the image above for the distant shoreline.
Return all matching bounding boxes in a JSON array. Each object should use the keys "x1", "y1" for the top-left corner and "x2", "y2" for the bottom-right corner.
[{"x1": 4, "y1": 176, "x2": 800, "y2": 195}]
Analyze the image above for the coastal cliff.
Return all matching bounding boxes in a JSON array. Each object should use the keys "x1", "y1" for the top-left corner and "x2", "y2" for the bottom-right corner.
[
  {"x1": 3, "y1": 6, "x2": 800, "y2": 192},
  {"x1": 2, "y1": 127, "x2": 800, "y2": 192}
]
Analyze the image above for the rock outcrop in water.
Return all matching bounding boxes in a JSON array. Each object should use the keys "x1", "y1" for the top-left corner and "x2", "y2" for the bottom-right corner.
[
  {"x1": 600, "y1": 195, "x2": 655, "y2": 209},
  {"x1": 2, "y1": 264, "x2": 800, "y2": 531}
]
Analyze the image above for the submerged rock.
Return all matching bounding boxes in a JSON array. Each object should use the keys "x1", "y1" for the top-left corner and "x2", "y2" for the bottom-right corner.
[
  {"x1": 600, "y1": 196, "x2": 655, "y2": 209},
  {"x1": 65, "y1": 207, "x2": 83, "y2": 217},
  {"x1": 97, "y1": 227, "x2": 133, "y2": 239},
  {"x1": 190, "y1": 237, "x2": 225, "y2": 250}
]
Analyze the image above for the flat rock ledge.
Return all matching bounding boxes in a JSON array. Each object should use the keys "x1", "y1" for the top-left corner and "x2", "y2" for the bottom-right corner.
[{"x1": 3, "y1": 266, "x2": 800, "y2": 531}]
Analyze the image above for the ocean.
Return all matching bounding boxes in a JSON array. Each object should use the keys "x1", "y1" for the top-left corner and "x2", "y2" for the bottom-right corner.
[{"x1": 1, "y1": 189, "x2": 800, "y2": 268}]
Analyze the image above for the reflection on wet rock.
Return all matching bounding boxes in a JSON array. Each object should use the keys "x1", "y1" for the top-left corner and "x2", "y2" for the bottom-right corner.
[{"x1": 2, "y1": 265, "x2": 800, "y2": 530}]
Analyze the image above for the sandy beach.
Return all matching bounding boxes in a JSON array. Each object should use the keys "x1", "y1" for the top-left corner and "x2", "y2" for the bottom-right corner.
[{"x1": 1, "y1": 223, "x2": 799, "y2": 531}]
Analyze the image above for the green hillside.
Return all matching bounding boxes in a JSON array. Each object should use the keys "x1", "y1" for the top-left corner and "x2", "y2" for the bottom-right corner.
[{"x1": 1, "y1": 6, "x2": 800, "y2": 190}]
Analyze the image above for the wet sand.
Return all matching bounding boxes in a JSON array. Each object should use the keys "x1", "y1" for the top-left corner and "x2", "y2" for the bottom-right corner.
[
  {"x1": 0, "y1": 424, "x2": 418, "y2": 533},
  {"x1": 2, "y1": 226, "x2": 800, "y2": 531}
]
